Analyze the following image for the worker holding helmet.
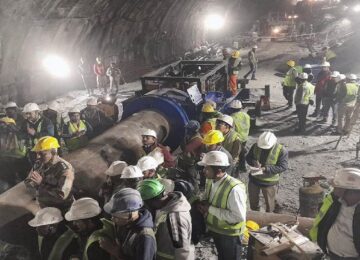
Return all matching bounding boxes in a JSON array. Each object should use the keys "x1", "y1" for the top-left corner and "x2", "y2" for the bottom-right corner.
[
  {"x1": 197, "y1": 151, "x2": 247, "y2": 260},
  {"x1": 282, "y1": 60, "x2": 298, "y2": 107},
  {"x1": 24, "y1": 136, "x2": 74, "y2": 211},
  {"x1": 28, "y1": 207, "x2": 78, "y2": 260},
  {"x1": 228, "y1": 50, "x2": 242, "y2": 96},
  {"x1": 243, "y1": 45, "x2": 258, "y2": 80},
  {"x1": 101, "y1": 188, "x2": 156, "y2": 260},
  {"x1": 310, "y1": 168, "x2": 360, "y2": 259},
  {"x1": 246, "y1": 132, "x2": 288, "y2": 212}
]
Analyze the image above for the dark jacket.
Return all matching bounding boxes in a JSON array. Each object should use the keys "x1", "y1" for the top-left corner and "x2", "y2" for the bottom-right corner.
[
  {"x1": 116, "y1": 209, "x2": 156, "y2": 260},
  {"x1": 80, "y1": 107, "x2": 113, "y2": 136},
  {"x1": 322, "y1": 78, "x2": 338, "y2": 99},
  {"x1": 21, "y1": 116, "x2": 55, "y2": 147}
]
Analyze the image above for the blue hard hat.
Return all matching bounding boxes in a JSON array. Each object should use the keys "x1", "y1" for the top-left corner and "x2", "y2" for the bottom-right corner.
[
  {"x1": 185, "y1": 120, "x2": 200, "y2": 131},
  {"x1": 104, "y1": 188, "x2": 143, "y2": 214}
]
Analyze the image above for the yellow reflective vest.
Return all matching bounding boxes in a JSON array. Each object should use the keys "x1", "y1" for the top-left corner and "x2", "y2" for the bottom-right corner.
[
  {"x1": 65, "y1": 120, "x2": 88, "y2": 151},
  {"x1": 345, "y1": 83, "x2": 359, "y2": 106},
  {"x1": 283, "y1": 67, "x2": 298, "y2": 88},
  {"x1": 309, "y1": 194, "x2": 333, "y2": 242},
  {"x1": 231, "y1": 111, "x2": 250, "y2": 142}
]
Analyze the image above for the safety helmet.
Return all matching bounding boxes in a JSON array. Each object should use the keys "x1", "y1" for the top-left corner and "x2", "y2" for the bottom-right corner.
[
  {"x1": 297, "y1": 72, "x2": 308, "y2": 80},
  {"x1": 336, "y1": 74, "x2": 346, "y2": 82},
  {"x1": 198, "y1": 150, "x2": 230, "y2": 167},
  {"x1": 28, "y1": 207, "x2": 63, "y2": 227},
  {"x1": 330, "y1": 168, "x2": 360, "y2": 190},
  {"x1": 204, "y1": 100, "x2": 217, "y2": 109},
  {"x1": 347, "y1": 74, "x2": 357, "y2": 81},
  {"x1": 174, "y1": 180, "x2": 195, "y2": 200},
  {"x1": 231, "y1": 50, "x2": 240, "y2": 59},
  {"x1": 4, "y1": 102, "x2": 17, "y2": 109},
  {"x1": 321, "y1": 61, "x2": 331, "y2": 67},
  {"x1": 257, "y1": 131, "x2": 277, "y2": 149},
  {"x1": 216, "y1": 114, "x2": 234, "y2": 127},
  {"x1": 32, "y1": 136, "x2": 60, "y2": 152},
  {"x1": 303, "y1": 64, "x2": 312, "y2": 69},
  {"x1": 330, "y1": 71, "x2": 340, "y2": 78},
  {"x1": 105, "y1": 161, "x2": 128, "y2": 176},
  {"x1": 229, "y1": 99, "x2": 243, "y2": 109},
  {"x1": 201, "y1": 103, "x2": 215, "y2": 113},
  {"x1": 0, "y1": 117, "x2": 16, "y2": 125},
  {"x1": 148, "y1": 149, "x2": 165, "y2": 165},
  {"x1": 87, "y1": 97, "x2": 98, "y2": 106},
  {"x1": 137, "y1": 156, "x2": 159, "y2": 172},
  {"x1": 120, "y1": 165, "x2": 143, "y2": 179},
  {"x1": 47, "y1": 101, "x2": 60, "y2": 112},
  {"x1": 65, "y1": 197, "x2": 101, "y2": 221},
  {"x1": 104, "y1": 188, "x2": 143, "y2": 214},
  {"x1": 202, "y1": 130, "x2": 224, "y2": 145},
  {"x1": 286, "y1": 60, "x2": 295, "y2": 67},
  {"x1": 68, "y1": 107, "x2": 81, "y2": 114},
  {"x1": 185, "y1": 120, "x2": 200, "y2": 132},
  {"x1": 137, "y1": 179, "x2": 165, "y2": 201},
  {"x1": 23, "y1": 103, "x2": 40, "y2": 113},
  {"x1": 253, "y1": 45, "x2": 258, "y2": 49},
  {"x1": 141, "y1": 129, "x2": 157, "y2": 139}
]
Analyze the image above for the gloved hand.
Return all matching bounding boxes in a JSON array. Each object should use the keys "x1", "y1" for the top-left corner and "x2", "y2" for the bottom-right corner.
[{"x1": 309, "y1": 100, "x2": 314, "y2": 106}]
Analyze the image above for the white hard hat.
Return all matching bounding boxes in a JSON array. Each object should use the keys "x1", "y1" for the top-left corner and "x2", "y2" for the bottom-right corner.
[
  {"x1": 331, "y1": 168, "x2": 360, "y2": 190},
  {"x1": 257, "y1": 131, "x2": 277, "y2": 149},
  {"x1": 337, "y1": 74, "x2": 346, "y2": 82},
  {"x1": 298, "y1": 72, "x2": 308, "y2": 80},
  {"x1": 28, "y1": 207, "x2": 63, "y2": 227},
  {"x1": 68, "y1": 107, "x2": 81, "y2": 113},
  {"x1": 347, "y1": 74, "x2": 357, "y2": 80},
  {"x1": 198, "y1": 151, "x2": 230, "y2": 167},
  {"x1": 303, "y1": 64, "x2": 312, "y2": 69},
  {"x1": 87, "y1": 97, "x2": 98, "y2": 106},
  {"x1": 253, "y1": 45, "x2": 258, "y2": 49},
  {"x1": 65, "y1": 197, "x2": 101, "y2": 221},
  {"x1": 229, "y1": 100, "x2": 243, "y2": 109},
  {"x1": 47, "y1": 101, "x2": 60, "y2": 112},
  {"x1": 148, "y1": 149, "x2": 164, "y2": 165},
  {"x1": 120, "y1": 165, "x2": 143, "y2": 179},
  {"x1": 217, "y1": 114, "x2": 234, "y2": 127},
  {"x1": 4, "y1": 102, "x2": 17, "y2": 109},
  {"x1": 105, "y1": 161, "x2": 128, "y2": 176},
  {"x1": 330, "y1": 71, "x2": 340, "y2": 78},
  {"x1": 321, "y1": 61, "x2": 331, "y2": 67},
  {"x1": 137, "y1": 156, "x2": 159, "y2": 172},
  {"x1": 141, "y1": 129, "x2": 157, "y2": 139},
  {"x1": 23, "y1": 103, "x2": 40, "y2": 113}
]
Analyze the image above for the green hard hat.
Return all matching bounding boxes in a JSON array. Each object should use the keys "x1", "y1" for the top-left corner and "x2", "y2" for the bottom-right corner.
[{"x1": 137, "y1": 179, "x2": 165, "y2": 201}]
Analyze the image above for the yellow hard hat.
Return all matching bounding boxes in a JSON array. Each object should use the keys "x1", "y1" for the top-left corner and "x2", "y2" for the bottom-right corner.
[
  {"x1": 32, "y1": 136, "x2": 60, "y2": 152},
  {"x1": 0, "y1": 117, "x2": 16, "y2": 125},
  {"x1": 202, "y1": 130, "x2": 224, "y2": 145},
  {"x1": 232, "y1": 50, "x2": 240, "y2": 58},
  {"x1": 287, "y1": 60, "x2": 295, "y2": 67},
  {"x1": 202, "y1": 103, "x2": 215, "y2": 113}
]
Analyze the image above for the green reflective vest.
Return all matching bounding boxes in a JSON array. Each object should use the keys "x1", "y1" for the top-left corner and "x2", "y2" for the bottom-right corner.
[
  {"x1": 222, "y1": 129, "x2": 241, "y2": 156},
  {"x1": 231, "y1": 111, "x2": 250, "y2": 142},
  {"x1": 252, "y1": 143, "x2": 283, "y2": 183},
  {"x1": 205, "y1": 175, "x2": 246, "y2": 236},
  {"x1": 309, "y1": 194, "x2": 333, "y2": 242},
  {"x1": 283, "y1": 67, "x2": 298, "y2": 88},
  {"x1": 38, "y1": 227, "x2": 78, "y2": 260},
  {"x1": 345, "y1": 83, "x2": 359, "y2": 105},
  {"x1": 0, "y1": 132, "x2": 26, "y2": 158},
  {"x1": 298, "y1": 82, "x2": 315, "y2": 105},
  {"x1": 66, "y1": 120, "x2": 88, "y2": 151},
  {"x1": 83, "y1": 218, "x2": 115, "y2": 260}
]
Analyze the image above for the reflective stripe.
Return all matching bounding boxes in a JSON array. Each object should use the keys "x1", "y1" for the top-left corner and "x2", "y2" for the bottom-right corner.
[
  {"x1": 222, "y1": 130, "x2": 240, "y2": 154},
  {"x1": 231, "y1": 111, "x2": 250, "y2": 142},
  {"x1": 309, "y1": 194, "x2": 333, "y2": 242},
  {"x1": 205, "y1": 175, "x2": 246, "y2": 236},
  {"x1": 157, "y1": 251, "x2": 175, "y2": 260},
  {"x1": 302, "y1": 82, "x2": 315, "y2": 105},
  {"x1": 253, "y1": 144, "x2": 283, "y2": 182},
  {"x1": 68, "y1": 120, "x2": 87, "y2": 135},
  {"x1": 345, "y1": 83, "x2": 359, "y2": 105}
]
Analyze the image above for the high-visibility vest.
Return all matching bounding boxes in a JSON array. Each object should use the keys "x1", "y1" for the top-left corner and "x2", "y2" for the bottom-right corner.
[
  {"x1": 222, "y1": 129, "x2": 241, "y2": 155},
  {"x1": 345, "y1": 83, "x2": 359, "y2": 105},
  {"x1": 0, "y1": 131, "x2": 26, "y2": 158},
  {"x1": 122, "y1": 227, "x2": 156, "y2": 258},
  {"x1": 283, "y1": 67, "x2": 297, "y2": 88},
  {"x1": 231, "y1": 111, "x2": 250, "y2": 142},
  {"x1": 68, "y1": 120, "x2": 87, "y2": 135},
  {"x1": 83, "y1": 219, "x2": 115, "y2": 260},
  {"x1": 38, "y1": 227, "x2": 78, "y2": 260},
  {"x1": 298, "y1": 81, "x2": 315, "y2": 105},
  {"x1": 252, "y1": 143, "x2": 283, "y2": 183},
  {"x1": 205, "y1": 175, "x2": 246, "y2": 236},
  {"x1": 325, "y1": 50, "x2": 336, "y2": 61},
  {"x1": 66, "y1": 120, "x2": 88, "y2": 151},
  {"x1": 309, "y1": 194, "x2": 333, "y2": 242}
]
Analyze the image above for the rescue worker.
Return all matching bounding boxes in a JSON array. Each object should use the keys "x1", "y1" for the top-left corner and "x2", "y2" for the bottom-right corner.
[
  {"x1": 93, "y1": 56, "x2": 107, "y2": 94},
  {"x1": 99, "y1": 161, "x2": 128, "y2": 204},
  {"x1": 228, "y1": 99, "x2": 251, "y2": 172},
  {"x1": 246, "y1": 132, "x2": 288, "y2": 212},
  {"x1": 199, "y1": 103, "x2": 221, "y2": 135},
  {"x1": 43, "y1": 101, "x2": 64, "y2": 140},
  {"x1": 303, "y1": 64, "x2": 314, "y2": 82},
  {"x1": 80, "y1": 97, "x2": 114, "y2": 137},
  {"x1": 65, "y1": 197, "x2": 115, "y2": 260},
  {"x1": 62, "y1": 108, "x2": 92, "y2": 151},
  {"x1": 197, "y1": 151, "x2": 247, "y2": 260},
  {"x1": 228, "y1": 50, "x2": 242, "y2": 96},
  {"x1": 119, "y1": 165, "x2": 143, "y2": 189},
  {"x1": 101, "y1": 188, "x2": 156, "y2": 260},
  {"x1": 28, "y1": 207, "x2": 78, "y2": 260},
  {"x1": 79, "y1": 57, "x2": 94, "y2": 96},
  {"x1": 4, "y1": 101, "x2": 24, "y2": 126},
  {"x1": 106, "y1": 62, "x2": 126, "y2": 94},
  {"x1": 243, "y1": 45, "x2": 258, "y2": 80},
  {"x1": 24, "y1": 136, "x2": 74, "y2": 211},
  {"x1": 310, "y1": 61, "x2": 331, "y2": 117},
  {"x1": 137, "y1": 156, "x2": 161, "y2": 179},
  {"x1": 294, "y1": 72, "x2": 315, "y2": 133},
  {"x1": 141, "y1": 129, "x2": 175, "y2": 168},
  {"x1": 310, "y1": 168, "x2": 360, "y2": 260},
  {"x1": 337, "y1": 74, "x2": 359, "y2": 135},
  {"x1": 282, "y1": 60, "x2": 298, "y2": 107},
  {"x1": 138, "y1": 179, "x2": 195, "y2": 260},
  {"x1": 320, "y1": 71, "x2": 340, "y2": 125}
]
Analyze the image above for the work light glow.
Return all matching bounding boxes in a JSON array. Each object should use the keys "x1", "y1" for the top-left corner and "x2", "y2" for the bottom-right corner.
[
  {"x1": 204, "y1": 14, "x2": 225, "y2": 30},
  {"x1": 43, "y1": 55, "x2": 70, "y2": 78}
]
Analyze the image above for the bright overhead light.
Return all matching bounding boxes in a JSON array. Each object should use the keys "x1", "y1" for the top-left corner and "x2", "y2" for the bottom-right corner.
[
  {"x1": 272, "y1": 27, "x2": 280, "y2": 34},
  {"x1": 204, "y1": 14, "x2": 225, "y2": 30},
  {"x1": 43, "y1": 55, "x2": 70, "y2": 78},
  {"x1": 353, "y1": 4, "x2": 360, "y2": 12},
  {"x1": 341, "y1": 18, "x2": 351, "y2": 26}
]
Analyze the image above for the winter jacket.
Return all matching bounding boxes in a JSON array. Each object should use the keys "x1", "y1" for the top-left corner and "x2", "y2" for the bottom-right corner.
[
  {"x1": 21, "y1": 116, "x2": 55, "y2": 148},
  {"x1": 314, "y1": 70, "x2": 331, "y2": 95},
  {"x1": 322, "y1": 78, "x2": 338, "y2": 99}
]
